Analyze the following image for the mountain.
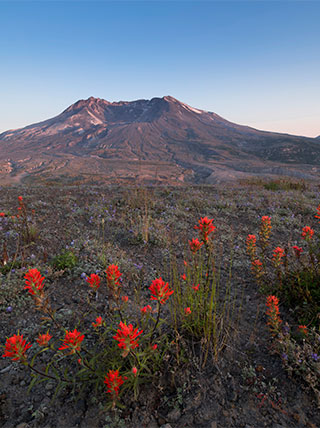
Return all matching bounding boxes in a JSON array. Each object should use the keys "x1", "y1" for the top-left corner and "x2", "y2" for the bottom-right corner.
[{"x1": 0, "y1": 96, "x2": 320, "y2": 185}]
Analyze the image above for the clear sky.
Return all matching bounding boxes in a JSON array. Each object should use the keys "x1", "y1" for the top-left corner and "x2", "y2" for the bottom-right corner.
[{"x1": 0, "y1": 0, "x2": 319, "y2": 137}]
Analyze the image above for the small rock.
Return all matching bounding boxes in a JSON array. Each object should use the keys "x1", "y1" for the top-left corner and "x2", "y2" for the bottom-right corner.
[
  {"x1": 147, "y1": 421, "x2": 159, "y2": 428},
  {"x1": 167, "y1": 408, "x2": 181, "y2": 423},
  {"x1": 160, "y1": 425, "x2": 172, "y2": 428},
  {"x1": 20, "y1": 380, "x2": 26, "y2": 386},
  {"x1": 16, "y1": 423, "x2": 30, "y2": 428}
]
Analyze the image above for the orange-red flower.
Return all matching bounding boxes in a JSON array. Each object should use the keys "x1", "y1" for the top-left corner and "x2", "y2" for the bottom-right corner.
[
  {"x1": 92, "y1": 316, "x2": 103, "y2": 328},
  {"x1": 121, "y1": 296, "x2": 128, "y2": 303},
  {"x1": 181, "y1": 274, "x2": 186, "y2": 281},
  {"x1": 151, "y1": 344, "x2": 157, "y2": 350},
  {"x1": 189, "y1": 238, "x2": 204, "y2": 253},
  {"x1": 266, "y1": 295, "x2": 282, "y2": 336},
  {"x1": 24, "y1": 268, "x2": 45, "y2": 296},
  {"x1": 106, "y1": 264, "x2": 122, "y2": 285},
  {"x1": 301, "y1": 226, "x2": 314, "y2": 241},
  {"x1": 194, "y1": 217, "x2": 215, "y2": 242},
  {"x1": 104, "y1": 370, "x2": 126, "y2": 399},
  {"x1": 246, "y1": 234, "x2": 257, "y2": 260},
  {"x1": 292, "y1": 245, "x2": 303, "y2": 258},
  {"x1": 315, "y1": 205, "x2": 320, "y2": 222},
  {"x1": 0, "y1": 212, "x2": 5, "y2": 217},
  {"x1": 132, "y1": 366, "x2": 138, "y2": 377},
  {"x1": 59, "y1": 329, "x2": 84, "y2": 354},
  {"x1": 113, "y1": 321, "x2": 143, "y2": 357},
  {"x1": 272, "y1": 247, "x2": 285, "y2": 266},
  {"x1": 18, "y1": 196, "x2": 23, "y2": 202},
  {"x1": 2, "y1": 333, "x2": 32, "y2": 361},
  {"x1": 251, "y1": 259, "x2": 264, "y2": 279},
  {"x1": 298, "y1": 325, "x2": 308, "y2": 335},
  {"x1": 36, "y1": 332, "x2": 52, "y2": 347},
  {"x1": 86, "y1": 273, "x2": 101, "y2": 291},
  {"x1": 149, "y1": 277, "x2": 174, "y2": 305},
  {"x1": 259, "y1": 216, "x2": 272, "y2": 248},
  {"x1": 192, "y1": 283, "x2": 200, "y2": 291},
  {"x1": 140, "y1": 304, "x2": 152, "y2": 314},
  {"x1": 184, "y1": 307, "x2": 191, "y2": 316}
]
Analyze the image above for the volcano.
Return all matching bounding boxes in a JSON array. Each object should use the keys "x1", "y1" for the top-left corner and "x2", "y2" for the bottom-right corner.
[{"x1": 0, "y1": 96, "x2": 319, "y2": 184}]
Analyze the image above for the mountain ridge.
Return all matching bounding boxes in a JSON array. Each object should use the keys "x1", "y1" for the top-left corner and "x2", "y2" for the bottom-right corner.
[{"x1": 0, "y1": 96, "x2": 319, "y2": 185}]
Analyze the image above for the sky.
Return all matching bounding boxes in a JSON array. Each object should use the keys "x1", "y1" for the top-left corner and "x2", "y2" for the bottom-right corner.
[{"x1": 0, "y1": 0, "x2": 319, "y2": 137}]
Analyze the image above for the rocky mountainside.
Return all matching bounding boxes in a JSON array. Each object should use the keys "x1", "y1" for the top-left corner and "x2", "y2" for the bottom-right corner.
[{"x1": 0, "y1": 96, "x2": 319, "y2": 184}]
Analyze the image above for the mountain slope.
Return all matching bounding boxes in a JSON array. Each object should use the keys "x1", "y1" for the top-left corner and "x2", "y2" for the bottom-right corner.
[{"x1": 0, "y1": 96, "x2": 319, "y2": 184}]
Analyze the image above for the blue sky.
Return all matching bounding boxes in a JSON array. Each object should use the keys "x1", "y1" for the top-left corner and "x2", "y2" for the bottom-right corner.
[{"x1": 0, "y1": 0, "x2": 319, "y2": 137}]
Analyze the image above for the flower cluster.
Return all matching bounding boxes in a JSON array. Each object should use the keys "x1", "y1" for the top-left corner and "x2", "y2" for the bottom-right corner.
[
  {"x1": 266, "y1": 295, "x2": 282, "y2": 337},
  {"x1": 2, "y1": 333, "x2": 32, "y2": 362},
  {"x1": 301, "y1": 226, "x2": 314, "y2": 241},
  {"x1": 92, "y1": 316, "x2": 103, "y2": 328},
  {"x1": 315, "y1": 205, "x2": 320, "y2": 222},
  {"x1": 113, "y1": 321, "x2": 143, "y2": 357},
  {"x1": 194, "y1": 217, "x2": 215, "y2": 242},
  {"x1": 59, "y1": 329, "x2": 84, "y2": 354},
  {"x1": 149, "y1": 277, "x2": 174, "y2": 305}
]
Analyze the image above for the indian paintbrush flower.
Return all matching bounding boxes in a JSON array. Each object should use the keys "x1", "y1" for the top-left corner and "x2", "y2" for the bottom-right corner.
[
  {"x1": 2, "y1": 333, "x2": 32, "y2": 362},
  {"x1": 266, "y1": 295, "x2": 282, "y2": 336},
  {"x1": 194, "y1": 217, "x2": 215, "y2": 242},
  {"x1": 301, "y1": 226, "x2": 314, "y2": 241},
  {"x1": 92, "y1": 316, "x2": 103, "y2": 328},
  {"x1": 36, "y1": 332, "x2": 52, "y2": 347},
  {"x1": 24, "y1": 268, "x2": 45, "y2": 296},
  {"x1": 59, "y1": 329, "x2": 84, "y2": 354},
  {"x1": 113, "y1": 321, "x2": 143, "y2": 357},
  {"x1": 149, "y1": 277, "x2": 174, "y2": 305},
  {"x1": 272, "y1": 247, "x2": 285, "y2": 267},
  {"x1": 86, "y1": 273, "x2": 101, "y2": 291},
  {"x1": 189, "y1": 238, "x2": 204, "y2": 253}
]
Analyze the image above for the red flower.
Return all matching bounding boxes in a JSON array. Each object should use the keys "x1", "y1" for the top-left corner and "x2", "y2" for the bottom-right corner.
[
  {"x1": 59, "y1": 329, "x2": 84, "y2": 354},
  {"x1": 192, "y1": 283, "x2": 200, "y2": 291},
  {"x1": 183, "y1": 260, "x2": 188, "y2": 266},
  {"x1": 113, "y1": 321, "x2": 143, "y2": 357},
  {"x1": 315, "y1": 205, "x2": 320, "y2": 222},
  {"x1": 36, "y1": 332, "x2": 52, "y2": 347},
  {"x1": 106, "y1": 264, "x2": 122, "y2": 285},
  {"x1": 132, "y1": 366, "x2": 138, "y2": 377},
  {"x1": 104, "y1": 370, "x2": 125, "y2": 398},
  {"x1": 149, "y1": 277, "x2": 174, "y2": 305},
  {"x1": 246, "y1": 234, "x2": 257, "y2": 260},
  {"x1": 92, "y1": 316, "x2": 103, "y2": 328},
  {"x1": 259, "y1": 216, "x2": 272, "y2": 247},
  {"x1": 181, "y1": 274, "x2": 186, "y2": 281},
  {"x1": 266, "y1": 295, "x2": 282, "y2": 336},
  {"x1": 140, "y1": 304, "x2": 152, "y2": 314},
  {"x1": 0, "y1": 212, "x2": 5, "y2": 217},
  {"x1": 301, "y1": 226, "x2": 314, "y2": 241},
  {"x1": 184, "y1": 307, "x2": 191, "y2": 316},
  {"x1": 189, "y1": 238, "x2": 204, "y2": 253},
  {"x1": 24, "y1": 268, "x2": 45, "y2": 296},
  {"x1": 151, "y1": 344, "x2": 157, "y2": 350},
  {"x1": 18, "y1": 196, "x2": 23, "y2": 202},
  {"x1": 194, "y1": 217, "x2": 215, "y2": 242},
  {"x1": 292, "y1": 245, "x2": 303, "y2": 258},
  {"x1": 251, "y1": 259, "x2": 264, "y2": 279},
  {"x1": 2, "y1": 333, "x2": 32, "y2": 361},
  {"x1": 86, "y1": 273, "x2": 101, "y2": 291},
  {"x1": 121, "y1": 296, "x2": 128, "y2": 303},
  {"x1": 298, "y1": 325, "x2": 308, "y2": 335},
  {"x1": 272, "y1": 247, "x2": 285, "y2": 266}
]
